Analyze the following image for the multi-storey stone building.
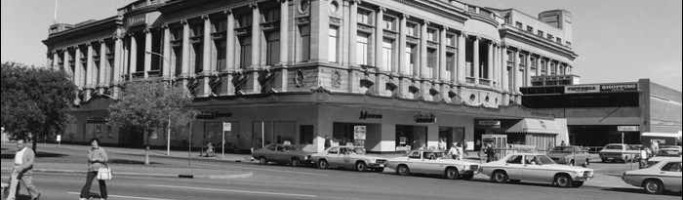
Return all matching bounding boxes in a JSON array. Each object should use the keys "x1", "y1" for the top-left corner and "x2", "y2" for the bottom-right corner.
[{"x1": 44, "y1": 0, "x2": 578, "y2": 153}]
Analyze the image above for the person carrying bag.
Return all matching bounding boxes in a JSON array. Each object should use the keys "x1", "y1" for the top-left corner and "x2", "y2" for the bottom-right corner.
[{"x1": 80, "y1": 138, "x2": 109, "y2": 200}]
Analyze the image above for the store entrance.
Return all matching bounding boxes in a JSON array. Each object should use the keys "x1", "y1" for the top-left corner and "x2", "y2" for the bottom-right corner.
[{"x1": 395, "y1": 125, "x2": 428, "y2": 152}]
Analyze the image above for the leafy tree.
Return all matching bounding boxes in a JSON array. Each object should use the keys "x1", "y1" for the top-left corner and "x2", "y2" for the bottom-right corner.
[
  {"x1": 108, "y1": 81, "x2": 197, "y2": 165},
  {"x1": 1, "y1": 62, "x2": 76, "y2": 151}
]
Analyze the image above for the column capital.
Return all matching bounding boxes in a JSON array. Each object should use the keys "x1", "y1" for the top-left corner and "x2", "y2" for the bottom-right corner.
[
  {"x1": 180, "y1": 19, "x2": 188, "y2": 25},
  {"x1": 223, "y1": 9, "x2": 232, "y2": 15},
  {"x1": 143, "y1": 28, "x2": 152, "y2": 34},
  {"x1": 349, "y1": 0, "x2": 362, "y2": 5},
  {"x1": 376, "y1": 6, "x2": 386, "y2": 13},
  {"x1": 248, "y1": 1, "x2": 258, "y2": 9},
  {"x1": 200, "y1": 14, "x2": 210, "y2": 20},
  {"x1": 161, "y1": 24, "x2": 169, "y2": 29}
]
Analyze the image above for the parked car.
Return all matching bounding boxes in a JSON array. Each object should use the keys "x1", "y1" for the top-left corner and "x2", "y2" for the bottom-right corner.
[
  {"x1": 385, "y1": 150, "x2": 480, "y2": 180},
  {"x1": 480, "y1": 153, "x2": 594, "y2": 188},
  {"x1": 599, "y1": 143, "x2": 640, "y2": 163},
  {"x1": 252, "y1": 144, "x2": 314, "y2": 167},
  {"x1": 657, "y1": 145, "x2": 683, "y2": 157},
  {"x1": 310, "y1": 146, "x2": 387, "y2": 172},
  {"x1": 547, "y1": 146, "x2": 590, "y2": 167},
  {"x1": 622, "y1": 157, "x2": 682, "y2": 194}
]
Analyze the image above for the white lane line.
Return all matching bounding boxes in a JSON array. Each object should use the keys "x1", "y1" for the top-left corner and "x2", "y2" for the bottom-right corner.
[
  {"x1": 67, "y1": 192, "x2": 177, "y2": 200},
  {"x1": 147, "y1": 184, "x2": 318, "y2": 198}
]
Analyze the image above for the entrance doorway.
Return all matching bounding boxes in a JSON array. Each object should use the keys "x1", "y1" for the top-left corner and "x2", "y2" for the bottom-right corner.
[{"x1": 395, "y1": 125, "x2": 428, "y2": 152}]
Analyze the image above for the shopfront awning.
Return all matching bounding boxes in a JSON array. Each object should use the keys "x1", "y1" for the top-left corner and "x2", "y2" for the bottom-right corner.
[{"x1": 505, "y1": 119, "x2": 561, "y2": 135}]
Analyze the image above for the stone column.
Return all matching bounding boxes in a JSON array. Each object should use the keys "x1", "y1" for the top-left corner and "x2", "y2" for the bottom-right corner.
[
  {"x1": 52, "y1": 51, "x2": 60, "y2": 70},
  {"x1": 419, "y1": 22, "x2": 428, "y2": 78},
  {"x1": 511, "y1": 50, "x2": 519, "y2": 95},
  {"x1": 501, "y1": 46, "x2": 508, "y2": 92},
  {"x1": 63, "y1": 50, "x2": 71, "y2": 78},
  {"x1": 250, "y1": 3, "x2": 261, "y2": 93},
  {"x1": 181, "y1": 20, "x2": 190, "y2": 79},
  {"x1": 472, "y1": 36, "x2": 479, "y2": 84},
  {"x1": 457, "y1": 33, "x2": 466, "y2": 84},
  {"x1": 99, "y1": 40, "x2": 108, "y2": 94},
  {"x1": 162, "y1": 25, "x2": 171, "y2": 79},
  {"x1": 398, "y1": 14, "x2": 407, "y2": 75},
  {"x1": 348, "y1": 0, "x2": 358, "y2": 67},
  {"x1": 129, "y1": 34, "x2": 138, "y2": 80},
  {"x1": 112, "y1": 36, "x2": 123, "y2": 98},
  {"x1": 375, "y1": 7, "x2": 384, "y2": 71},
  {"x1": 439, "y1": 27, "x2": 447, "y2": 81},
  {"x1": 85, "y1": 43, "x2": 94, "y2": 101},
  {"x1": 75, "y1": 47, "x2": 83, "y2": 88},
  {"x1": 526, "y1": 53, "x2": 532, "y2": 87},
  {"x1": 144, "y1": 29, "x2": 152, "y2": 78},
  {"x1": 202, "y1": 15, "x2": 212, "y2": 97},
  {"x1": 279, "y1": 1, "x2": 289, "y2": 92},
  {"x1": 225, "y1": 10, "x2": 236, "y2": 95}
]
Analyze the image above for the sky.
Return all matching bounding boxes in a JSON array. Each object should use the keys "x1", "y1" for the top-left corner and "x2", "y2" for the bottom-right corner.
[{"x1": 1, "y1": 0, "x2": 681, "y2": 91}]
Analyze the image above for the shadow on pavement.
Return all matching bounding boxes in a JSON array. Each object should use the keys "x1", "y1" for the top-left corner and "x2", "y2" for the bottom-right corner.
[
  {"x1": 602, "y1": 187, "x2": 682, "y2": 197},
  {"x1": 1, "y1": 152, "x2": 67, "y2": 159},
  {"x1": 108, "y1": 158, "x2": 162, "y2": 165}
]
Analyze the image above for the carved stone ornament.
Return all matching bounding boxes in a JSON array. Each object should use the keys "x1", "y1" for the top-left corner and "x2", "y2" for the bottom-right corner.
[
  {"x1": 294, "y1": 69, "x2": 305, "y2": 88},
  {"x1": 331, "y1": 70, "x2": 342, "y2": 89}
]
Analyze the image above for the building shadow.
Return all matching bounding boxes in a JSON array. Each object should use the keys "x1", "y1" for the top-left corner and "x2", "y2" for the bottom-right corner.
[{"x1": 602, "y1": 187, "x2": 682, "y2": 196}]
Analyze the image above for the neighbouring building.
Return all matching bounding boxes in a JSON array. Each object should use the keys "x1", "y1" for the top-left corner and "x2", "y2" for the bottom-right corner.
[
  {"x1": 43, "y1": 0, "x2": 578, "y2": 153},
  {"x1": 522, "y1": 78, "x2": 682, "y2": 147}
]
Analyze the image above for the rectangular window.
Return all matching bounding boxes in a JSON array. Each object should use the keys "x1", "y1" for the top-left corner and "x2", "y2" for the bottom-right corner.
[
  {"x1": 530, "y1": 57, "x2": 537, "y2": 77},
  {"x1": 427, "y1": 29, "x2": 437, "y2": 42},
  {"x1": 213, "y1": 19, "x2": 227, "y2": 33},
  {"x1": 526, "y1": 26, "x2": 533, "y2": 33},
  {"x1": 191, "y1": 24, "x2": 203, "y2": 37},
  {"x1": 173, "y1": 47, "x2": 182, "y2": 75},
  {"x1": 547, "y1": 34, "x2": 554, "y2": 40},
  {"x1": 356, "y1": 33, "x2": 370, "y2": 65},
  {"x1": 537, "y1": 30, "x2": 544, "y2": 37},
  {"x1": 404, "y1": 44, "x2": 415, "y2": 75},
  {"x1": 298, "y1": 25, "x2": 310, "y2": 62},
  {"x1": 266, "y1": 32, "x2": 280, "y2": 66},
  {"x1": 383, "y1": 16, "x2": 395, "y2": 31},
  {"x1": 515, "y1": 21, "x2": 523, "y2": 29},
  {"x1": 328, "y1": 26, "x2": 339, "y2": 63},
  {"x1": 239, "y1": 36, "x2": 251, "y2": 68},
  {"x1": 193, "y1": 43, "x2": 203, "y2": 73},
  {"x1": 214, "y1": 39, "x2": 226, "y2": 71},
  {"x1": 550, "y1": 62, "x2": 557, "y2": 75},
  {"x1": 446, "y1": 34, "x2": 455, "y2": 47},
  {"x1": 263, "y1": 7, "x2": 280, "y2": 23},
  {"x1": 446, "y1": 52, "x2": 455, "y2": 72},
  {"x1": 237, "y1": 14, "x2": 251, "y2": 28},
  {"x1": 407, "y1": 23, "x2": 417, "y2": 37},
  {"x1": 556, "y1": 37, "x2": 562, "y2": 44},
  {"x1": 427, "y1": 48, "x2": 437, "y2": 78},
  {"x1": 382, "y1": 39, "x2": 393, "y2": 71},
  {"x1": 357, "y1": 9, "x2": 372, "y2": 25},
  {"x1": 540, "y1": 60, "x2": 548, "y2": 75}
]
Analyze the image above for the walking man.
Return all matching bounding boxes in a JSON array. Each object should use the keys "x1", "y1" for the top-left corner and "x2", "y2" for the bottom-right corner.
[{"x1": 7, "y1": 137, "x2": 41, "y2": 200}]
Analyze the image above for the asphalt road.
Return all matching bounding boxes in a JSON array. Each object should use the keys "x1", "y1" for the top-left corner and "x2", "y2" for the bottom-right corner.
[{"x1": 8, "y1": 160, "x2": 681, "y2": 200}]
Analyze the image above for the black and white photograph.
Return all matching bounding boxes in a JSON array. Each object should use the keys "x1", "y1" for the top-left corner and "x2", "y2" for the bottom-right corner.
[{"x1": 1, "y1": 0, "x2": 681, "y2": 199}]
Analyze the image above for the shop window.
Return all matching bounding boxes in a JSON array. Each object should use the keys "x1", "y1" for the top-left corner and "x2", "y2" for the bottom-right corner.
[{"x1": 299, "y1": 125, "x2": 314, "y2": 145}]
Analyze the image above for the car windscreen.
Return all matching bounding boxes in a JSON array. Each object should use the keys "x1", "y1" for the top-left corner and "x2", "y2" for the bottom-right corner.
[{"x1": 528, "y1": 155, "x2": 556, "y2": 165}]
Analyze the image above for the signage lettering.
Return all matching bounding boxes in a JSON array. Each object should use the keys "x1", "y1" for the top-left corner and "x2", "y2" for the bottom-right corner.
[
  {"x1": 565, "y1": 85, "x2": 600, "y2": 94},
  {"x1": 414, "y1": 113, "x2": 437, "y2": 123},
  {"x1": 617, "y1": 126, "x2": 639, "y2": 132},
  {"x1": 600, "y1": 84, "x2": 638, "y2": 92},
  {"x1": 359, "y1": 110, "x2": 383, "y2": 120}
]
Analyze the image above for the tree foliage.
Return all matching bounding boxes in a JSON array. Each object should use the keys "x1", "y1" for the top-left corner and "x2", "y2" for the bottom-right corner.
[
  {"x1": 1, "y1": 62, "x2": 76, "y2": 145},
  {"x1": 108, "y1": 81, "x2": 197, "y2": 141}
]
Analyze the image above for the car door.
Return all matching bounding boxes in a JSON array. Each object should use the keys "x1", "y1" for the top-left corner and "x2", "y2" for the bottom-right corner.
[
  {"x1": 340, "y1": 147, "x2": 355, "y2": 169},
  {"x1": 659, "y1": 162, "x2": 682, "y2": 192},
  {"x1": 406, "y1": 151, "x2": 425, "y2": 174},
  {"x1": 503, "y1": 155, "x2": 525, "y2": 180},
  {"x1": 522, "y1": 155, "x2": 554, "y2": 182},
  {"x1": 325, "y1": 147, "x2": 342, "y2": 168}
]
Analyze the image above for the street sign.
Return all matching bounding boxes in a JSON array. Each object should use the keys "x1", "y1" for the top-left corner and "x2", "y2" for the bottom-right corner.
[
  {"x1": 354, "y1": 125, "x2": 367, "y2": 140},
  {"x1": 617, "y1": 126, "x2": 639, "y2": 132},
  {"x1": 223, "y1": 122, "x2": 232, "y2": 132}
]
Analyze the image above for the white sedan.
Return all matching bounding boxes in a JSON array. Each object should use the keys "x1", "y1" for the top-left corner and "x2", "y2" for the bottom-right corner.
[
  {"x1": 622, "y1": 157, "x2": 682, "y2": 194},
  {"x1": 310, "y1": 146, "x2": 387, "y2": 172},
  {"x1": 385, "y1": 150, "x2": 480, "y2": 180},
  {"x1": 480, "y1": 153, "x2": 594, "y2": 187}
]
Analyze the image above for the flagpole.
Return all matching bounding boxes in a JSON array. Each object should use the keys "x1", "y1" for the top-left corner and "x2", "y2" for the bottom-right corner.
[{"x1": 53, "y1": 0, "x2": 58, "y2": 23}]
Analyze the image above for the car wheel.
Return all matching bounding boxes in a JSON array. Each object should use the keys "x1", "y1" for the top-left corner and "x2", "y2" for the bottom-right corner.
[
  {"x1": 291, "y1": 158, "x2": 300, "y2": 167},
  {"x1": 259, "y1": 157, "x2": 268, "y2": 165},
  {"x1": 491, "y1": 170, "x2": 508, "y2": 183},
  {"x1": 396, "y1": 165, "x2": 410, "y2": 176},
  {"x1": 554, "y1": 174, "x2": 573, "y2": 188},
  {"x1": 318, "y1": 159, "x2": 329, "y2": 170},
  {"x1": 643, "y1": 179, "x2": 664, "y2": 194},
  {"x1": 572, "y1": 181, "x2": 584, "y2": 187},
  {"x1": 445, "y1": 167, "x2": 459, "y2": 180},
  {"x1": 355, "y1": 161, "x2": 368, "y2": 172}
]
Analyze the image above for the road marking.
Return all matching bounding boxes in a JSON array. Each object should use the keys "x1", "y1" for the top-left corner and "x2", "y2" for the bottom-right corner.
[
  {"x1": 147, "y1": 184, "x2": 318, "y2": 198},
  {"x1": 193, "y1": 162, "x2": 329, "y2": 176},
  {"x1": 67, "y1": 192, "x2": 177, "y2": 200}
]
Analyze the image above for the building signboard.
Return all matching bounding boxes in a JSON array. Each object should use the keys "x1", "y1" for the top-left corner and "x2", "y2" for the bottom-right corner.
[
  {"x1": 359, "y1": 110, "x2": 383, "y2": 120},
  {"x1": 414, "y1": 113, "x2": 437, "y2": 123},
  {"x1": 600, "y1": 84, "x2": 638, "y2": 92},
  {"x1": 617, "y1": 126, "x2": 639, "y2": 132},
  {"x1": 354, "y1": 125, "x2": 367, "y2": 140},
  {"x1": 565, "y1": 85, "x2": 600, "y2": 94}
]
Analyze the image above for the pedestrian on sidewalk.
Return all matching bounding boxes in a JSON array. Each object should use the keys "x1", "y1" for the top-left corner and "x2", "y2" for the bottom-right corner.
[
  {"x1": 7, "y1": 137, "x2": 41, "y2": 200},
  {"x1": 79, "y1": 138, "x2": 108, "y2": 200}
]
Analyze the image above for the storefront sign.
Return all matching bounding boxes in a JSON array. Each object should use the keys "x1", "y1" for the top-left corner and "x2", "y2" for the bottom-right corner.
[
  {"x1": 354, "y1": 126, "x2": 367, "y2": 140},
  {"x1": 617, "y1": 126, "x2": 639, "y2": 132},
  {"x1": 359, "y1": 110, "x2": 383, "y2": 120},
  {"x1": 478, "y1": 120, "x2": 501, "y2": 126},
  {"x1": 414, "y1": 114, "x2": 436, "y2": 123},
  {"x1": 565, "y1": 85, "x2": 600, "y2": 94},
  {"x1": 196, "y1": 112, "x2": 232, "y2": 119},
  {"x1": 601, "y1": 83, "x2": 638, "y2": 92}
]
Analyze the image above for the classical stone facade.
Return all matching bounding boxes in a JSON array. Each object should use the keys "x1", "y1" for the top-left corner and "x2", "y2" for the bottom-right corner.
[{"x1": 44, "y1": 0, "x2": 577, "y2": 153}]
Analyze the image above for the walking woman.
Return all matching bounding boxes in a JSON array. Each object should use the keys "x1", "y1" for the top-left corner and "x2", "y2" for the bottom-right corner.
[{"x1": 80, "y1": 138, "x2": 108, "y2": 200}]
